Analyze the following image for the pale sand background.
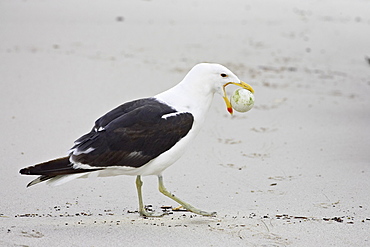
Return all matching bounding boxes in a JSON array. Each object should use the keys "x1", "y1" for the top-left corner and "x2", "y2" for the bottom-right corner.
[{"x1": 1, "y1": 0, "x2": 370, "y2": 246}]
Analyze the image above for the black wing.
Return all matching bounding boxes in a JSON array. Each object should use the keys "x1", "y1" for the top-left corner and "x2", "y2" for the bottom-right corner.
[
  {"x1": 19, "y1": 157, "x2": 103, "y2": 187},
  {"x1": 70, "y1": 98, "x2": 194, "y2": 168}
]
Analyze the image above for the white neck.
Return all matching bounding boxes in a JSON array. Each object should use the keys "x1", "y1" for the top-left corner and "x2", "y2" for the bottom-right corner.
[{"x1": 155, "y1": 79, "x2": 215, "y2": 124}]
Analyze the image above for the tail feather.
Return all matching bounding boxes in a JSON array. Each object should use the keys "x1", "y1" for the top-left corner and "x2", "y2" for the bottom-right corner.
[
  {"x1": 26, "y1": 175, "x2": 56, "y2": 187},
  {"x1": 20, "y1": 157, "x2": 102, "y2": 187}
]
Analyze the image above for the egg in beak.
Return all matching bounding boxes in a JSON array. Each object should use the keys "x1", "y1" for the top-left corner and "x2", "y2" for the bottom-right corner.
[{"x1": 222, "y1": 81, "x2": 254, "y2": 114}]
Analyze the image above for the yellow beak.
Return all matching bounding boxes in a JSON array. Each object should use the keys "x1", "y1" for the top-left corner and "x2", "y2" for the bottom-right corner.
[{"x1": 222, "y1": 81, "x2": 254, "y2": 114}]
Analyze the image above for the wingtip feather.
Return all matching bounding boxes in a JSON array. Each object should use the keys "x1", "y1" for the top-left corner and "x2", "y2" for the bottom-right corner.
[{"x1": 26, "y1": 175, "x2": 56, "y2": 187}]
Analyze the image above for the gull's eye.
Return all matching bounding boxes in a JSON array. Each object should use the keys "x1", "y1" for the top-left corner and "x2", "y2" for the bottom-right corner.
[{"x1": 220, "y1": 73, "x2": 227, "y2": 77}]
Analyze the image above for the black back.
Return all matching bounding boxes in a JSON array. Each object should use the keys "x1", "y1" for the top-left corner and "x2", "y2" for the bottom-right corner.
[{"x1": 70, "y1": 98, "x2": 194, "y2": 168}]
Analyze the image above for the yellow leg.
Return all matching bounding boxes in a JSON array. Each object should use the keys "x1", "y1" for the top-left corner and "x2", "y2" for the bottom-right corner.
[
  {"x1": 135, "y1": 175, "x2": 165, "y2": 217},
  {"x1": 158, "y1": 175, "x2": 216, "y2": 217}
]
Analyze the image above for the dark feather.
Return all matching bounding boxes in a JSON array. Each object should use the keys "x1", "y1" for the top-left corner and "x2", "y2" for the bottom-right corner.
[
  {"x1": 20, "y1": 97, "x2": 194, "y2": 187},
  {"x1": 19, "y1": 157, "x2": 102, "y2": 187},
  {"x1": 19, "y1": 157, "x2": 101, "y2": 176},
  {"x1": 71, "y1": 98, "x2": 194, "y2": 168}
]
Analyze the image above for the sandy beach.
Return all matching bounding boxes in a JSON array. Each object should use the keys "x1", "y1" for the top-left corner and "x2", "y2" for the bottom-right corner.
[{"x1": 1, "y1": 0, "x2": 370, "y2": 246}]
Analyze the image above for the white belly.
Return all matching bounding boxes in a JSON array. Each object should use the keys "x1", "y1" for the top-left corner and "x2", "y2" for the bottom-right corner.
[{"x1": 95, "y1": 122, "x2": 201, "y2": 177}]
